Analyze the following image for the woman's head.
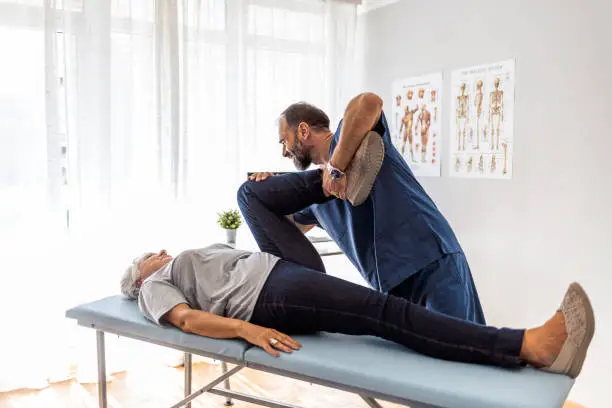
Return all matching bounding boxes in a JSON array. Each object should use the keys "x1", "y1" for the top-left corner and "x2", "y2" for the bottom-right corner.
[{"x1": 120, "y1": 249, "x2": 173, "y2": 299}]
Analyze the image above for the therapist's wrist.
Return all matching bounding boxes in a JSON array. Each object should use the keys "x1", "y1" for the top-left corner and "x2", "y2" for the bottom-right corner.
[{"x1": 326, "y1": 160, "x2": 346, "y2": 180}]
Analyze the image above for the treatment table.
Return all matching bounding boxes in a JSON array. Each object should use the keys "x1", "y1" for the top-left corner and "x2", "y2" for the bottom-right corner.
[{"x1": 65, "y1": 237, "x2": 575, "y2": 408}]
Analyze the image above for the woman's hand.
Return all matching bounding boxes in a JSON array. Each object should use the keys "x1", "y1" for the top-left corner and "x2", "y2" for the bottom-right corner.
[
  {"x1": 248, "y1": 172, "x2": 276, "y2": 182},
  {"x1": 238, "y1": 321, "x2": 301, "y2": 357}
]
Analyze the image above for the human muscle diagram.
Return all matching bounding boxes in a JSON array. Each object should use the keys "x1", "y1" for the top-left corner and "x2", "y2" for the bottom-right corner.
[
  {"x1": 391, "y1": 72, "x2": 442, "y2": 177},
  {"x1": 449, "y1": 59, "x2": 515, "y2": 179}
]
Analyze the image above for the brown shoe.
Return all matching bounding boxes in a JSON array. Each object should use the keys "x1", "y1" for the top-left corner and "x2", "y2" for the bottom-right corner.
[
  {"x1": 345, "y1": 131, "x2": 385, "y2": 206},
  {"x1": 543, "y1": 282, "x2": 595, "y2": 378}
]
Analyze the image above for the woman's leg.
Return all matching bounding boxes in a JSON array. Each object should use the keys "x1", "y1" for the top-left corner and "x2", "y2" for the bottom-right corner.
[
  {"x1": 237, "y1": 170, "x2": 331, "y2": 273},
  {"x1": 251, "y1": 260, "x2": 524, "y2": 368}
]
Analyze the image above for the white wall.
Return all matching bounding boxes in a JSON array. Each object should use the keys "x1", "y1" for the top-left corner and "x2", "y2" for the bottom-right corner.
[{"x1": 359, "y1": 0, "x2": 612, "y2": 406}]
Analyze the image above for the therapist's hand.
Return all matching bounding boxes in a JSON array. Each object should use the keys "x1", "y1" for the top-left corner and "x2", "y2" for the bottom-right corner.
[
  {"x1": 248, "y1": 172, "x2": 276, "y2": 182},
  {"x1": 238, "y1": 321, "x2": 301, "y2": 357}
]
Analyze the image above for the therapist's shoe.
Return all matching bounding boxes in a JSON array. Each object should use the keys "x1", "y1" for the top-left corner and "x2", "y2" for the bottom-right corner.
[
  {"x1": 345, "y1": 131, "x2": 385, "y2": 206},
  {"x1": 543, "y1": 282, "x2": 595, "y2": 378}
]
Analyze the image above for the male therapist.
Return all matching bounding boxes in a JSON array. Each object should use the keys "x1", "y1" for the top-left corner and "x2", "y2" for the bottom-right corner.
[{"x1": 238, "y1": 92, "x2": 485, "y2": 324}]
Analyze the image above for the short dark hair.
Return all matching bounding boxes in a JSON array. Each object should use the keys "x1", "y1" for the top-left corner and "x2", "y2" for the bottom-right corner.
[{"x1": 279, "y1": 102, "x2": 330, "y2": 130}]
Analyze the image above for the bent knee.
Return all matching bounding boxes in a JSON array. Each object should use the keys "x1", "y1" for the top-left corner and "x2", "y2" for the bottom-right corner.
[{"x1": 237, "y1": 180, "x2": 253, "y2": 207}]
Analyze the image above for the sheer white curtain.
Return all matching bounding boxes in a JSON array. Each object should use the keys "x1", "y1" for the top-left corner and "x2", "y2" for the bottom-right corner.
[
  {"x1": 0, "y1": 0, "x2": 357, "y2": 393},
  {"x1": 237, "y1": 0, "x2": 358, "y2": 175},
  {"x1": 0, "y1": 0, "x2": 66, "y2": 392}
]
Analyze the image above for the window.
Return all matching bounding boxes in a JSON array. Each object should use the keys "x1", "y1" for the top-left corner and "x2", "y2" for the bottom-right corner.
[
  {"x1": 241, "y1": 0, "x2": 329, "y2": 173},
  {"x1": 0, "y1": 2, "x2": 48, "y2": 234}
]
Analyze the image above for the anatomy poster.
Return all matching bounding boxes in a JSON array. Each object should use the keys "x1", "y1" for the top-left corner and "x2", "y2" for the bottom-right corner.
[
  {"x1": 391, "y1": 72, "x2": 442, "y2": 177},
  {"x1": 449, "y1": 58, "x2": 515, "y2": 179}
]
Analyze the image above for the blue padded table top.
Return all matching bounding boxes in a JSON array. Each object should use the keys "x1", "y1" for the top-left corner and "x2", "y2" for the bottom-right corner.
[
  {"x1": 244, "y1": 332, "x2": 574, "y2": 408},
  {"x1": 65, "y1": 295, "x2": 249, "y2": 362}
]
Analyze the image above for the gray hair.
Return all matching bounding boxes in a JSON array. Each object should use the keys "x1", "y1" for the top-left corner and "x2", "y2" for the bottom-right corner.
[{"x1": 120, "y1": 252, "x2": 154, "y2": 299}]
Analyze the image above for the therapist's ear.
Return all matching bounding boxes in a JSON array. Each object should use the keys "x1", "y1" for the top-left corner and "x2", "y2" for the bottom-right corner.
[{"x1": 297, "y1": 122, "x2": 310, "y2": 140}]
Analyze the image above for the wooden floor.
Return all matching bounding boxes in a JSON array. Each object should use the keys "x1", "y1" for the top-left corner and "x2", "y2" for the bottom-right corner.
[{"x1": 0, "y1": 361, "x2": 587, "y2": 408}]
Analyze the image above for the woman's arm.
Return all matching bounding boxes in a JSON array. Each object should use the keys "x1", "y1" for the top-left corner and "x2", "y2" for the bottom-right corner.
[{"x1": 164, "y1": 303, "x2": 301, "y2": 357}]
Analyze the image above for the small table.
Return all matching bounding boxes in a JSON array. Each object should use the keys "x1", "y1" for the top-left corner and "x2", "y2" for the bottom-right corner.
[{"x1": 306, "y1": 234, "x2": 343, "y2": 257}]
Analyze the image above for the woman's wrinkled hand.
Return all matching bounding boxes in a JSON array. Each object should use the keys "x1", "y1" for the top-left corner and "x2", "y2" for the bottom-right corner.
[
  {"x1": 248, "y1": 172, "x2": 276, "y2": 182},
  {"x1": 238, "y1": 321, "x2": 301, "y2": 357}
]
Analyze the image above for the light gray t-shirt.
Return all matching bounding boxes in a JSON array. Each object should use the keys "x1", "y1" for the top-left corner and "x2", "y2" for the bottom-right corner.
[{"x1": 138, "y1": 243, "x2": 280, "y2": 325}]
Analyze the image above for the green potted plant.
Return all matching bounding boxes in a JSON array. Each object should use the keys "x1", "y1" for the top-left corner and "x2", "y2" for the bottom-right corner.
[{"x1": 217, "y1": 209, "x2": 242, "y2": 246}]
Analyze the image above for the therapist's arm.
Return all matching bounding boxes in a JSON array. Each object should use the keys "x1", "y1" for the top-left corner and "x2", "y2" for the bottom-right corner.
[
  {"x1": 329, "y1": 92, "x2": 384, "y2": 172},
  {"x1": 164, "y1": 303, "x2": 301, "y2": 357}
]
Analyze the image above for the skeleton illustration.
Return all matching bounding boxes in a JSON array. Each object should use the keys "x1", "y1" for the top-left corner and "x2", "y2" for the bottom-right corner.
[
  {"x1": 474, "y1": 79, "x2": 484, "y2": 149},
  {"x1": 489, "y1": 77, "x2": 504, "y2": 151},
  {"x1": 456, "y1": 83, "x2": 470, "y2": 151}
]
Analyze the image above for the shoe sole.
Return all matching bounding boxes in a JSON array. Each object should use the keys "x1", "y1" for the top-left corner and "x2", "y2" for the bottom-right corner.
[
  {"x1": 567, "y1": 282, "x2": 595, "y2": 378},
  {"x1": 346, "y1": 131, "x2": 385, "y2": 206}
]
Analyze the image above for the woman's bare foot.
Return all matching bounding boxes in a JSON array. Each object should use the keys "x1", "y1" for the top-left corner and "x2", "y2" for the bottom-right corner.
[{"x1": 520, "y1": 312, "x2": 567, "y2": 368}]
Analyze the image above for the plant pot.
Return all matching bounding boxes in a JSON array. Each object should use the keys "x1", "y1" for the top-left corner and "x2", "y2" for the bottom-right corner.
[{"x1": 225, "y1": 228, "x2": 237, "y2": 246}]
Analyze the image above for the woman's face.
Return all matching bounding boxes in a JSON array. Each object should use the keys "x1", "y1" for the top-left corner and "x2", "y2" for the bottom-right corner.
[{"x1": 138, "y1": 249, "x2": 173, "y2": 282}]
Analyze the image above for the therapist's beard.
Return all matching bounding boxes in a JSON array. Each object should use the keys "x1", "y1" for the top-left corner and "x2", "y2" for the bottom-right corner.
[{"x1": 291, "y1": 141, "x2": 312, "y2": 171}]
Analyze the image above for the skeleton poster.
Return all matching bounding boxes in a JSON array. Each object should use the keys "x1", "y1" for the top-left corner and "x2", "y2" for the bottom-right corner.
[
  {"x1": 391, "y1": 72, "x2": 442, "y2": 177},
  {"x1": 449, "y1": 58, "x2": 515, "y2": 179}
]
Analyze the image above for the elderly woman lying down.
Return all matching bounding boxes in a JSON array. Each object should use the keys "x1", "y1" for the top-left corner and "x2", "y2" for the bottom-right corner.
[{"x1": 120, "y1": 244, "x2": 595, "y2": 379}]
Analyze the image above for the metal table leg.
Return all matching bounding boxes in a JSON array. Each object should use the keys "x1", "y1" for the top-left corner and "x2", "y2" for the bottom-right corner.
[
  {"x1": 222, "y1": 361, "x2": 233, "y2": 406},
  {"x1": 170, "y1": 366, "x2": 243, "y2": 408},
  {"x1": 96, "y1": 331, "x2": 107, "y2": 408},
  {"x1": 185, "y1": 352, "x2": 192, "y2": 408},
  {"x1": 361, "y1": 396, "x2": 383, "y2": 408}
]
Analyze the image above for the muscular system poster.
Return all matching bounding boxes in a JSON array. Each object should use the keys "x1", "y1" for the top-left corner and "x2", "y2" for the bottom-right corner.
[
  {"x1": 449, "y1": 58, "x2": 516, "y2": 179},
  {"x1": 391, "y1": 71, "x2": 442, "y2": 177}
]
